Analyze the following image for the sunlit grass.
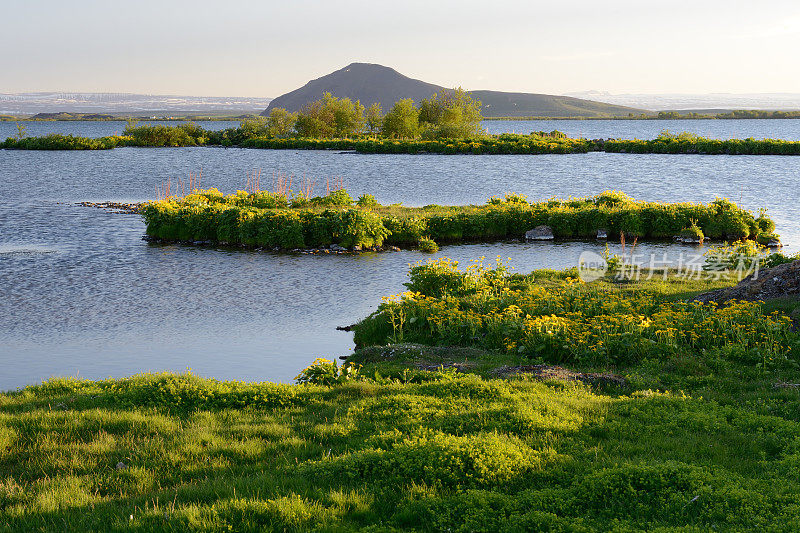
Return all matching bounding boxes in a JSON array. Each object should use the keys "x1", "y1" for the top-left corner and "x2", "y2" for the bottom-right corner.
[{"x1": 2, "y1": 365, "x2": 800, "y2": 531}]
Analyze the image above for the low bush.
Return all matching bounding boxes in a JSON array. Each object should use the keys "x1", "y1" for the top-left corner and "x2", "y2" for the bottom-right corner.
[
  {"x1": 417, "y1": 236, "x2": 439, "y2": 253},
  {"x1": 604, "y1": 130, "x2": 800, "y2": 155},
  {"x1": 124, "y1": 123, "x2": 208, "y2": 147},
  {"x1": 757, "y1": 232, "x2": 782, "y2": 246},
  {"x1": 678, "y1": 224, "x2": 704, "y2": 242},
  {"x1": 1, "y1": 133, "x2": 128, "y2": 150}
]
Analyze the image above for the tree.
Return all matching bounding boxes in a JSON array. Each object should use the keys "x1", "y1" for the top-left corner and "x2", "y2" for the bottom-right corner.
[
  {"x1": 265, "y1": 108, "x2": 297, "y2": 137},
  {"x1": 237, "y1": 117, "x2": 269, "y2": 139},
  {"x1": 365, "y1": 103, "x2": 383, "y2": 134},
  {"x1": 382, "y1": 99, "x2": 420, "y2": 138},
  {"x1": 295, "y1": 92, "x2": 365, "y2": 138},
  {"x1": 418, "y1": 87, "x2": 483, "y2": 139}
]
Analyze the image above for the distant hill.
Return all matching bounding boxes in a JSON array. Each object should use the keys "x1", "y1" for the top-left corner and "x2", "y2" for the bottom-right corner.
[
  {"x1": 264, "y1": 64, "x2": 440, "y2": 115},
  {"x1": 30, "y1": 112, "x2": 116, "y2": 120},
  {"x1": 263, "y1": 63, "x2": 646, "y2": 118},
  {"x1": 469, "y1": 91, "x2": 644, "y2": 118}
]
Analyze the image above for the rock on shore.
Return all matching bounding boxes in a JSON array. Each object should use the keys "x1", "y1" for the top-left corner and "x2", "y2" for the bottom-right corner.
[{"x1": 694, "y1": 260, "x2": 800, "y2": 303}]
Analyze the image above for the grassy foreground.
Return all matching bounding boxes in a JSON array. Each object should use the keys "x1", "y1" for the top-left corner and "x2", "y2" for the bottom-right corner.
[
  {"x1": 2, "y1": 264, "x2": 800, "y2": 531},
  {"x1": 2, "y1": 367, "x2": 799, "y2": 532},
  {"x1": 141, "y1": 189, "x2": 776, "y2": 251}
]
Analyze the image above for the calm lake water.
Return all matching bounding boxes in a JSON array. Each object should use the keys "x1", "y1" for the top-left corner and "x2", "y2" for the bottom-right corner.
[
  {"x1": 2, "y1": 118, "x2": 800, "y2": 140},
  {"x1": 1, "y1": 143, "x2": 798, "y2": 390}
]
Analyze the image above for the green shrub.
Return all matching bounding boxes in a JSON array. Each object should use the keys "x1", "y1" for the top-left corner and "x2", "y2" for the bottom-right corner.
[
  {"x1": 312, "y1": 189, "x2": 353, "y2": 207},
  {"x1": 356, "y1": 194, "x2": 379, "y2": 208},
  {"x1": 762, "y1": 251, "x2": 800, "y2": 268},
  {"x1": 678, "y1": 225, "x2": 704, "y2": 242},
  {"x1": 124, "y1": 124, "x2": 206, "y2": 147},
  {"x1": 417, "y1": 236, "x2": 439, "y2": 253},
  {"x1": 295, "y1": 358, "x2": 360, "y2": 385},
  {"x1": 757, "y1": 232, "x2": 781, "y2": 246},
  {"x1": 1, "y1": 133, "x2": 126, "y2": 150}
]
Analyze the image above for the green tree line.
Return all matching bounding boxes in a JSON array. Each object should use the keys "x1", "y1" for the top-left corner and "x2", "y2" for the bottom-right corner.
[{"x1": 254, "y1": 88, "x2": 485, "y2": 140}]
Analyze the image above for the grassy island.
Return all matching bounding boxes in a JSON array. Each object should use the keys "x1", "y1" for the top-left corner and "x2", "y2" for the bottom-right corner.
[
  {"x1": 603, "y1": 132, "x2": 800, "y2": 155},
  {"x1": 1, "y1": 261, "x2": 799, "y2": 531},
  {"x1": 5, "y1": 126, "x2": 800, "y2": 155},
  {"x1": 0, "y1": 129, "x2": 593, "y2": 154},
  {"x1": 141, "y1": 188, "x2": 776, "y2": 251}
]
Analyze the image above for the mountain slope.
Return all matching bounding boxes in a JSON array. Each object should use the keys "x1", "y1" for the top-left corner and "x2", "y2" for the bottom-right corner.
[
  {"x1": 263, "y1": 63, "x2": 646, "y2": 118},
  {"x1": 471, "y1": 90, "x2": 644, "y2": 118},
  {"x1": 264, "y1": 63, "x2": 440, "y2": 115}
]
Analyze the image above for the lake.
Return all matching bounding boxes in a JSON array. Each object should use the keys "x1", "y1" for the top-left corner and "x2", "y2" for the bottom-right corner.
[
  {"x1": 2, "y1": 118, "x2": 800, "y2": 141},
  {"x1": 1, "y1": 140, "x2": 798, "y2": 390}
]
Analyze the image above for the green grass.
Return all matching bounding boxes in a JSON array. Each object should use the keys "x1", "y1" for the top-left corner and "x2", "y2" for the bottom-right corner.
[
  {"x1": 2, "y1": 264, "x2": 800, "y2": 531},
  {"x1": 2, "y1": 361, "x2": 800, "y2": 531}
]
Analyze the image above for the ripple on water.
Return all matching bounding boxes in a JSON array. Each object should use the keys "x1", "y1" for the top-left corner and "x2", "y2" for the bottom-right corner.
[{"x1": 0, "y1": 141, "x2": 798, "y2": 389}]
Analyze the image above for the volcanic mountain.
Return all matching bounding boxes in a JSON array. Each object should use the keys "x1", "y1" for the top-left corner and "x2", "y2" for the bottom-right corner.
[{"x1": 262, "y1": 63, "x2": 646, "y2": 118}]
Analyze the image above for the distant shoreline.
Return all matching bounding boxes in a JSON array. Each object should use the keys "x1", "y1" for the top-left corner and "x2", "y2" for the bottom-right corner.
[
  {"x1": 4, "y1": 113, "x2": 800, "y2": 122},
  {"x1": 483, "y1": 112, "x2": 800, "y2": 121},
  {"x1": 0, "y1": 115, "x2": 258, "y2": 122}
]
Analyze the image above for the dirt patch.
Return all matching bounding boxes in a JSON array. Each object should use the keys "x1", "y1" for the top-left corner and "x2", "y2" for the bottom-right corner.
[
  {"x1": 414, "y1": 361, "x2": 478, "y2": 372},
  {"x1": 492, "y1": 364, "x2": 627, "y2": 386},
  {"x1": 348, "y1": 343, "x2": 492, "y2": 363}
]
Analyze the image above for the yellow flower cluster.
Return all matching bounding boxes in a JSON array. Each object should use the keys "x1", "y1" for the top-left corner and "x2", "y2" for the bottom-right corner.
[{"x1": 371, "y1": 259, "x2": 796, "y2": 367}]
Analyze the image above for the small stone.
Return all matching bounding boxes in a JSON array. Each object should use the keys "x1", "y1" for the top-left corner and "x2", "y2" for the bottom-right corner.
[
  {"x1": 525, "y1": 225, "x2": 554, "y2": 241},
  {"x1": 116, "y1": 461, "x2": 128, "y2": 470},
  {"x1": 353, "y1": 245, "x2": 362, "y2": 252},
  {"x1": 389, "y1": 246, "x2": 401, "y2": 252},
  {"x1": 596, "y1": 229, "x2": 608, "y2": 240}
]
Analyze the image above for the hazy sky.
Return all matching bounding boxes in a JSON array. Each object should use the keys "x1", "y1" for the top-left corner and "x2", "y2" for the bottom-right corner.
[{"x1": 3, "y1": 0, "x2": 800, "y2": 97}]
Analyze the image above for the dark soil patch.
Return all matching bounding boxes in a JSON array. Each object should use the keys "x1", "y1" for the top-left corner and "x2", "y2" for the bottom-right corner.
[{"x1": 491, "y1": 364, "x2": 627, "y2": 386}]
